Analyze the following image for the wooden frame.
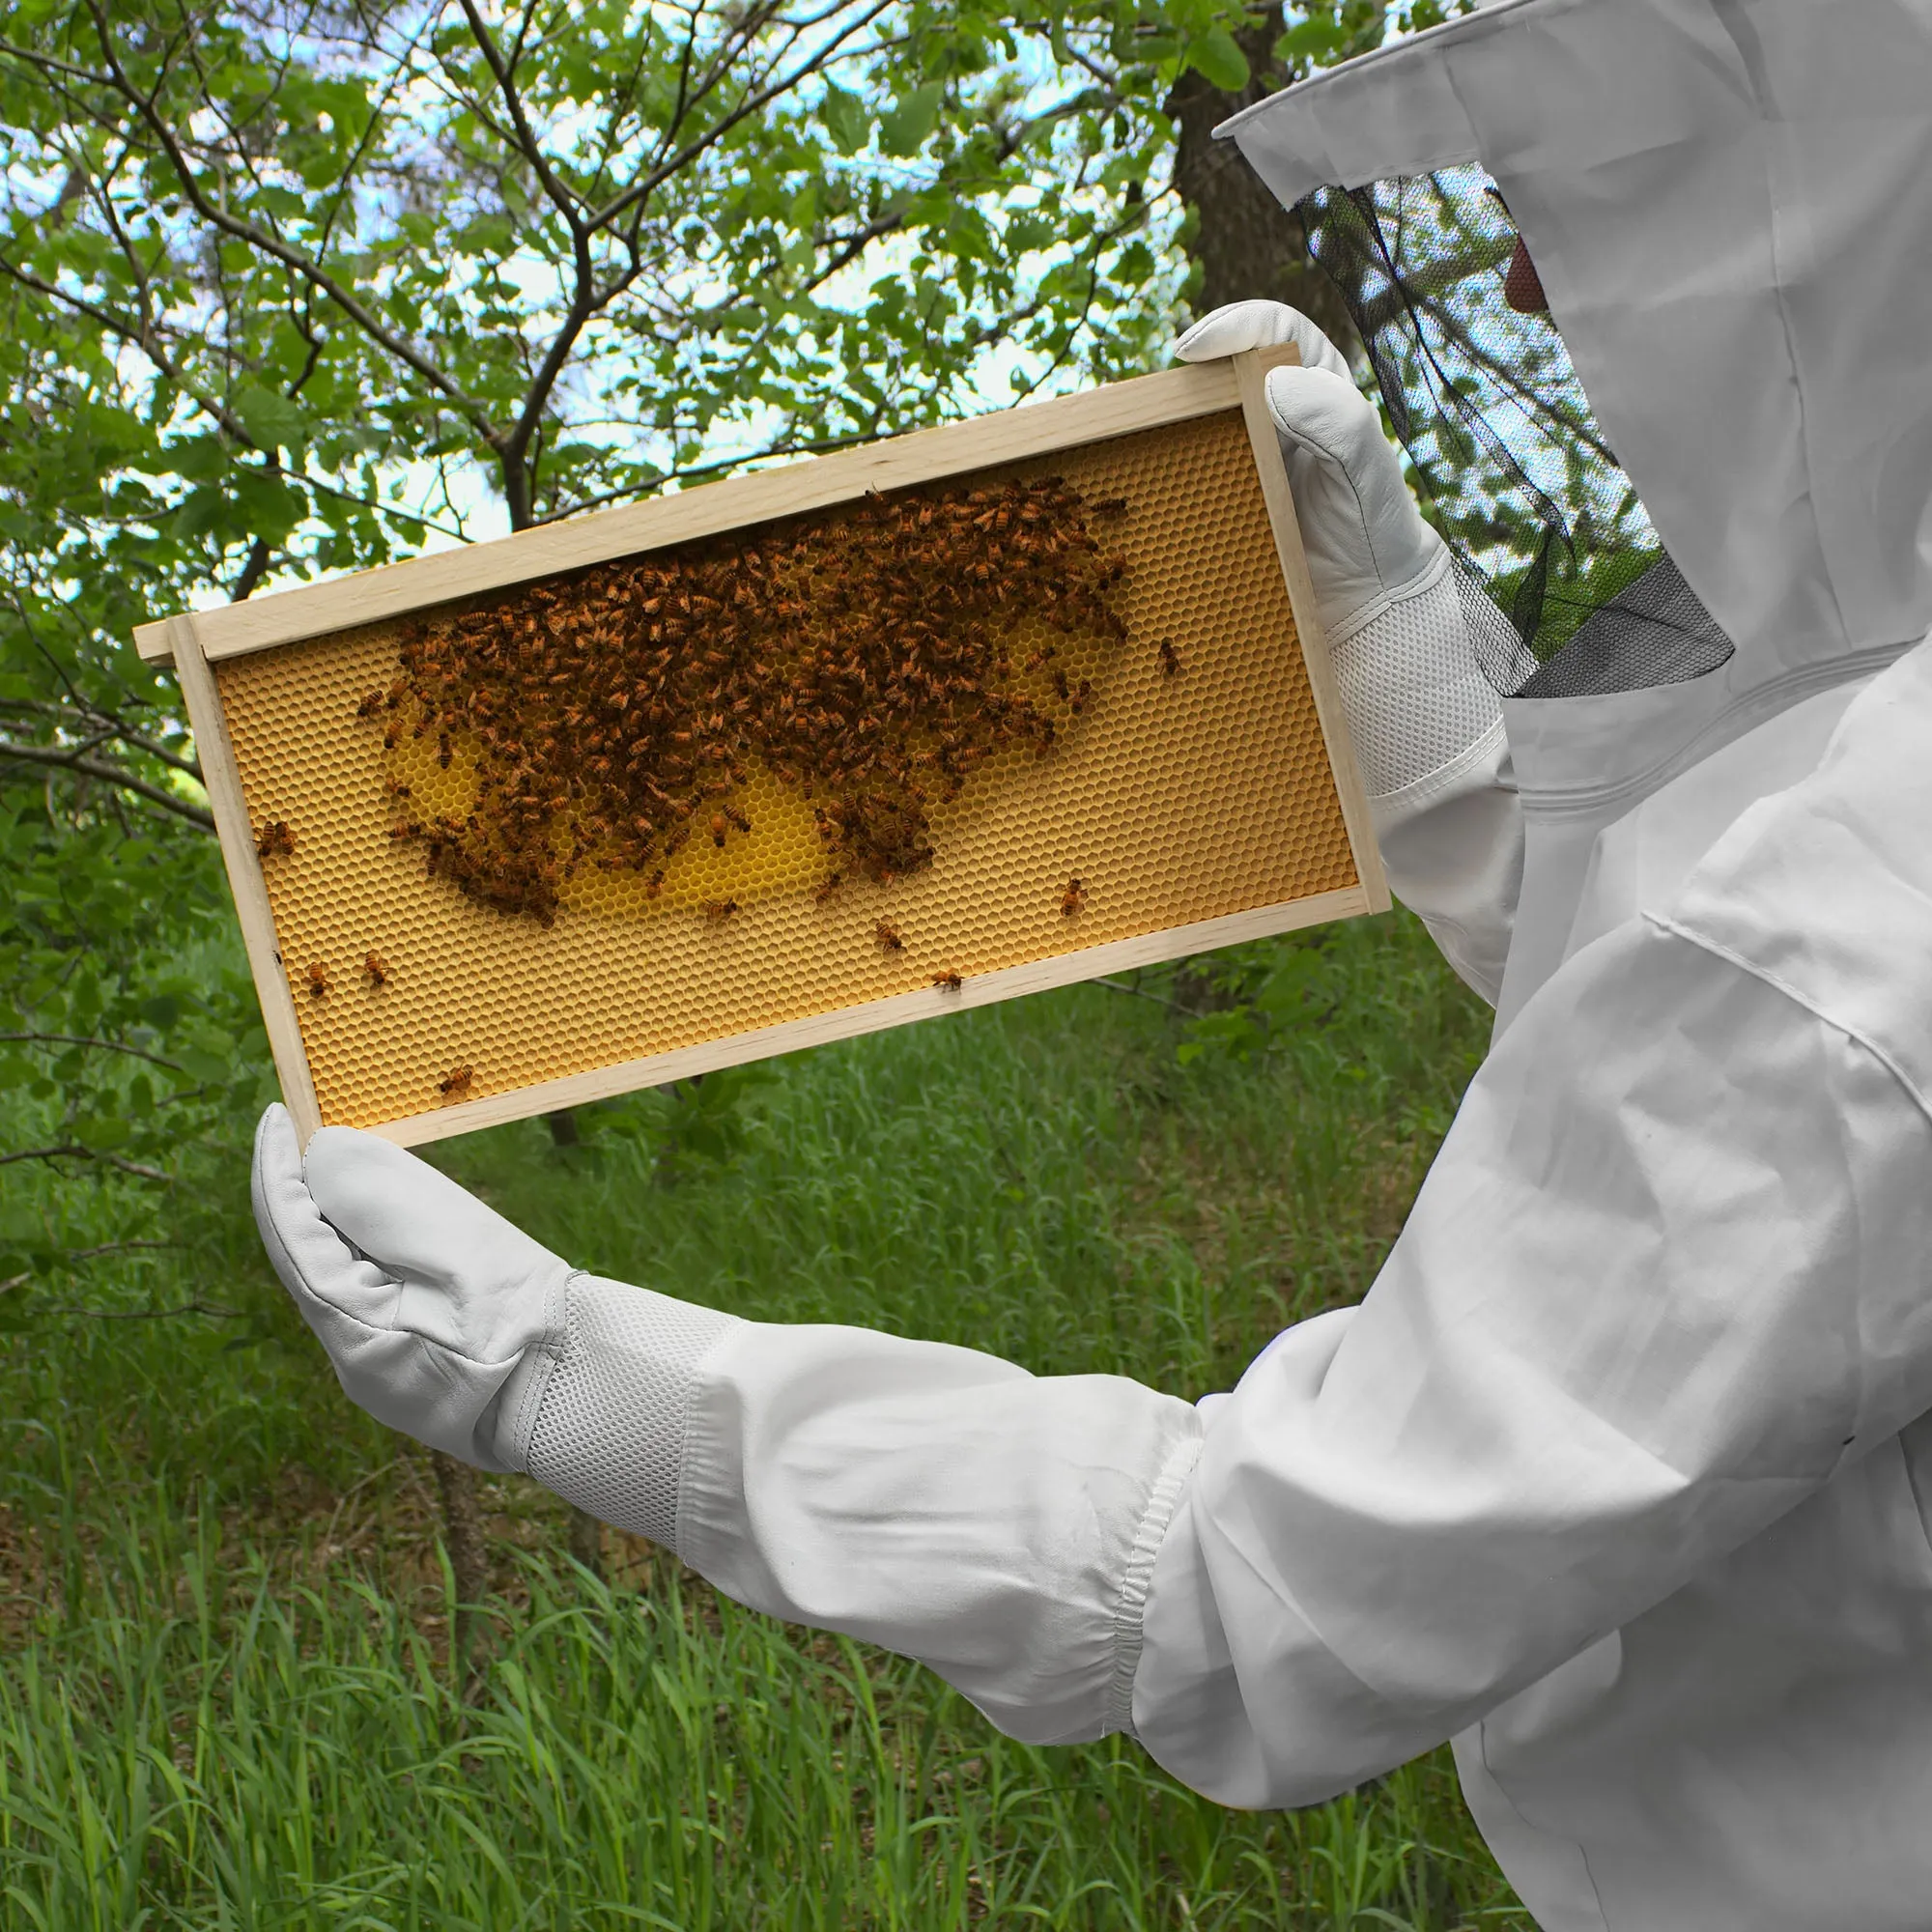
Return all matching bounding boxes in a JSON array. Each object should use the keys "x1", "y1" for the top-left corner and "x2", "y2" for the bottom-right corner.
[{"x1": 149, "y1": 349, "x2": 1387, "y2": 1148}]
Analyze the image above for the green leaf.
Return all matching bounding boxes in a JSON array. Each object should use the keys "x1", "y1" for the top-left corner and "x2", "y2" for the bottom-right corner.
[
  {"x1": 1186, "y1": 27, "x2": 1251, "y2": 92},
  {"x1": 232, "y1": 470, "x2": 305, "y2": 544},
  {"x1": 171, "y1": 486, "x2": 227, "y2": 539},
  {"x1": 176, "y1": 1046, "x2": 234, "y2": 1085},
  {"x1": 233, "y1": 385, "x2": 308, "y2": 454},
  {"x1": 254, "y1": 184, "x2": 308, "y2": 222},
  {"x1": 821, "y1": 83, "x2": 871, "y2": 157},
  {"x1": 878, "y1": 83, "x2": 944, "y2": 157},
  {"x1": 165, "y1": 436, "x2": 230, "y2": 482},
  {"x1": 74, "y1": 1113, "x2": 132, "y2": 1151},
  {"x1": 1278, "y1": 16, "x2": 1345, "y2": 59}
]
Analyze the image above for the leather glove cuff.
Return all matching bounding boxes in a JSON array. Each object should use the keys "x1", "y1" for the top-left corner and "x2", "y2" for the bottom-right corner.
[
  {"x1": 1327, "y1": 548, "x2": 1503, "y2": 800},
  {"x1": 518, "y1": 1273, "x2": 743, "y2": 1549}
]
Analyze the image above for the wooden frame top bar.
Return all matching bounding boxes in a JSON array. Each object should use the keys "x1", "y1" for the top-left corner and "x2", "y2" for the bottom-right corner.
[{"x1": 134, "y1": 359, "x2": 1242, "y2": 668}]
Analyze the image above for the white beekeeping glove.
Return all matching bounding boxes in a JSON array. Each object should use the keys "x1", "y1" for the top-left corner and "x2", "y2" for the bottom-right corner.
[
  {"x1": 252, "y1": 1105, "x2": 738, "y2": 1517},
  {"x1": 1177, "y1": 300, "x2": 1522, "y2": 1003}
]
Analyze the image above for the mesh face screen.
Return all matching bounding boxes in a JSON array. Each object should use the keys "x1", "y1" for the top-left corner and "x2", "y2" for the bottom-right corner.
[
  {"x1": 218, "y1": 410, "x2": 1361, "y2": 1133},
  {"x1": 1299, "y1": 169, "x2": 1734, "y2": 698}
]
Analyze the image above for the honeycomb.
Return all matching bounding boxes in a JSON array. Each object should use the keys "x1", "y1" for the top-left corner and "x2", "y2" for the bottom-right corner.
[{"x1": 218, "y1": 409, "x2": 1361, "y2": 1134}]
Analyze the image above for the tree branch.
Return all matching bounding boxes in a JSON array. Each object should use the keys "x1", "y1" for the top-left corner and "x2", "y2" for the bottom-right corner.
[
  {"x1": 1, "y1": 697, "x2": 203, "y2": 782},
  {"x1": 0, "y1": 1145, "x2": 171, "y2": 1181},
  {"x1": 230, "y1": 534, "x2": 274, "y2": 601},
  {"x1": 586, "y1": 0, "x2": 896, "y2": 239},
  {"x1": 0, "y1": 740, "x2": 214, "y2": 830},
  {"x1": 454, "y1": 0, "x2": 587, "y2": 242},
  {"x1": 71, "y1": 1, "x2": 507, "y2": 453}
]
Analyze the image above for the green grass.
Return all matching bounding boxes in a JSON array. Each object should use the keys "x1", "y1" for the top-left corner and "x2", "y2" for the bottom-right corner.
[{"x1": 0, "y1": 908, "x2": 1527, "y2": 1928}]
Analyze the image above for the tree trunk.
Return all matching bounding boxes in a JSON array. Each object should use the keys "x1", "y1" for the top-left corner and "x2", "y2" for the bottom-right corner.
[
  {"x1": 1165, "y1": 14, "x2": 1359, "y2": 354},
  {"x1": 431, "y1": 1448, "x2": 489, "y2": 1681}
]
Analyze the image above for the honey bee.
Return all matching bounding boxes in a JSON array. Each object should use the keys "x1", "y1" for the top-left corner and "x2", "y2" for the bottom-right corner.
[
  {"x1": 874, "y1": 919, "x2": 904, "y2": 952},
  {"x1": 644, "y1": 868, "x2": 666, "y2": 898},
  {"x1": 1157, "y1": 638, "x2": 1181, "y2": 679},
  {"x1": 306, "y1": 961, "x2": 330, "y2": 997},
  {"x1": 710, "y1": 811, "x2": 729, "y2": 847},
  {"x1": 1060, "y1": 877, "x2": 1087, "y2": 917},
  {"x1": 256, "y1": 820, "x2": 296, "y2": 859},
  {"x1": 355, "y1": 689, "x2": 384, "y2": 719},
  {"x1": 812, "y1": 871, "x2": 843, "y2": 904},
  {"x1": 704, "y1": 898, "x2": 739, "y2": 922},
  {"x1": 438, "y1": 1065, "x2": 473, "y2": 1099},
  {"x1": 363, "y1": 952, "x2": 389, "y2": 986},
  {"x1": 932, "y1": 970, "x2": 963, "y2": 991},
  {"x1": 724, "y1": 804, "x2": 752, "y2": 836}
]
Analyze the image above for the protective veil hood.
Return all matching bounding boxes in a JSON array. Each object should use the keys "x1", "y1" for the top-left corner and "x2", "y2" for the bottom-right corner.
[
  {"x1": 1221, "y1": 0, "x2": 1932, "y2": 1025},
  {"x1": 1220, "y1": 0, "x2": 1932, "y2": 678}
]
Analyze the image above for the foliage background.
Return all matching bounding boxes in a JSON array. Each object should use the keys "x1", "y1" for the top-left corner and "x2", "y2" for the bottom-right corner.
[
  {"x1": 0, "y1": 1, "x2": 1517, "y2": 1922},
  {"x1": 0, "y1": 0, "x2": 1452, "y2": 1246}
]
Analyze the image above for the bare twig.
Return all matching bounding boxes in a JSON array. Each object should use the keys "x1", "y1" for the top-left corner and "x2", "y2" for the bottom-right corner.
[
  {"x1": 1094, "y1": 976, "x2": 1201, "y2": 1016},
  {"x1": 35, "y1": 1297, "x2": 245, "y2": 1321},
  {"x1": 0, "y1": 1033, "x2": 188, "y2": 1072},
  {"x1": 0, "y1": 740, "x2": 214, "y2": 830},
  {"x1": 0, "y1": 1145, "x2": 171, "y2": 1182},
  {"x1": 65, "y1": 1238, "x2": 186, "y2": 1260}
]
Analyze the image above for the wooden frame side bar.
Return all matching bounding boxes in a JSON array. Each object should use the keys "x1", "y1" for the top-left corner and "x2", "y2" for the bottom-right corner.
[
  {"x1": 1232, "y1": 348, "x2": 1391, "y2": 916},
  {"x1": 134, "y1": 358, "x2": 1245, "y2": 668},
  {"x1": 368, "y1": 883, "x2": 1376, "y2": 1150},
  {"x1": 166, "y1": 614, "x2": 324, "y2": 1144}
]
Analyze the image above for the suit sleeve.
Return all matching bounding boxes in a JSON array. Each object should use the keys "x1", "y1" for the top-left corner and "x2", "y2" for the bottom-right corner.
[{"x1": 535, "y1": 647, "x2": 1932, "y2": 1803}]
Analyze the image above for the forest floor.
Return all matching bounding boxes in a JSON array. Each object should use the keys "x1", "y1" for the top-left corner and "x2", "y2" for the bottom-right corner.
[{"x1": 0, "y1": 907, "x2": 1535, "y2": 1929}]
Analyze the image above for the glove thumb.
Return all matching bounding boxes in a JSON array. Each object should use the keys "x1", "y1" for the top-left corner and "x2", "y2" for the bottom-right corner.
[
  {"x1": 301, "y1": 1122, "x2": 572, "y2": 1365},
  {"x1": 1262, "y1": 363, "x2": 1443, "y2": 634},
  {"x1": 1174, "y1": 299, "x2": 1353, "y2": 383}
]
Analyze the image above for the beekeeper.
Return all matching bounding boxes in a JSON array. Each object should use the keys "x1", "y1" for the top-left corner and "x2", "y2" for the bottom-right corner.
[{"x1": 251, "y1": 2, "x2": 1932, "y2": 1925}]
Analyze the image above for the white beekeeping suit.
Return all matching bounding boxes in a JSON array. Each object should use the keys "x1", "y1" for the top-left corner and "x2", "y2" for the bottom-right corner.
[{"x1": 252, "y1": 3, "x2": 1932, "y2": 1925}]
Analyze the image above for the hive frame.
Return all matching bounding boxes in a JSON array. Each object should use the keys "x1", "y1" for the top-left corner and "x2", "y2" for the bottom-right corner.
[{"x1": 147, "y1": 347, "x2": 1387, "y2": 1149}]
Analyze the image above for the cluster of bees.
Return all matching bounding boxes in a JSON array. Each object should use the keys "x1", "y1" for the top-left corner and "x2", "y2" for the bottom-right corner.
[{"x1": 357, "y1": 475, "x2": 1132, "y2": 924}]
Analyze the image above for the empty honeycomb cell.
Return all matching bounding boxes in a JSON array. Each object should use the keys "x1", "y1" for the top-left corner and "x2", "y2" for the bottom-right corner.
[{"x1": 214, "y1": 409, "x2": 1359, "y2": 1132}]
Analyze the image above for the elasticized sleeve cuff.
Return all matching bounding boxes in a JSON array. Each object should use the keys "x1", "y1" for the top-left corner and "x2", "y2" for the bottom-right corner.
[
  {"x1": 516, "y1": 1282, "x2": 1205, "y2": 1747},
  {"x1": 1107, "y1": 1430, "x2": 1204, "y2": 1738},
  {"x1": 1371, "y1": 717, "x2": 1522, "y2": 1006},
  {"x1": 675, "y1": 1321, "x2": 1205, "y2": 1747}
]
